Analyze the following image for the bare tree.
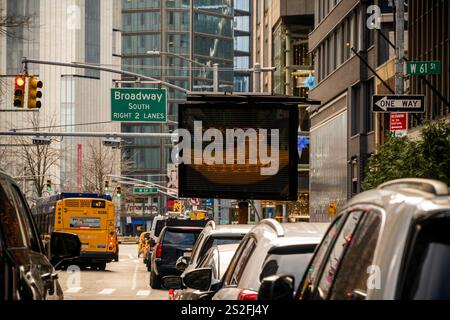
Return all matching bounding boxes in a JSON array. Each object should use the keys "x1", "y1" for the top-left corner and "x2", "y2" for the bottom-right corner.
[
  {"x1": 12, "y1": 114, "x2": 61, "y2": 197},
  {"x1": 0, "y1": 11, "x2": 34, "y2": 100},
  {"x1": 82, "y1": 141, "x2": 116, "y2": 194},
  {"x1": 82, "y1": 141, "x2": 134, "y2": 194},
  {"x1": 0, "y1": 14, "x2": 32, "y2": 39}
]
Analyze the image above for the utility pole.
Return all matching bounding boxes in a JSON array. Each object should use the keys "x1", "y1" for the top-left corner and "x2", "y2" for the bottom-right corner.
[
  {"x1": 213, "y1": 63, "x2": 219, "y2": 92},
  {"x1": 395, "y1": 0, "x2": 405, "y2": 95}
]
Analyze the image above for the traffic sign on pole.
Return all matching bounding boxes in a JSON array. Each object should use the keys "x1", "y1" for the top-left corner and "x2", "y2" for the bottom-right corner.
[
  {"x1": 372, "y1": 95, "x2": 425, "y2": 113},
  {"x1": 406, "y1": 61, "x2": 441, "y2": 76},
  {"x1": 390, "y1": 113, "x2": 408, "y2": 137},
  {"x1": 133, "y1": 187, "x2": 158, "y2": 194},
  {"x1": 111, "y1": 88, "x2": 167, "y2": 122}
]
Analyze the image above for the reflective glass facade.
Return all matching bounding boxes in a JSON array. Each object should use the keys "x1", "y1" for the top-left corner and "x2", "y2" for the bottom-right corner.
[
  {"x1": 233, "y1": 0, "x2": 251, "y2": 92},
  {"x1": 121, "y1": 0, "x2": 234, "y2": 212}
]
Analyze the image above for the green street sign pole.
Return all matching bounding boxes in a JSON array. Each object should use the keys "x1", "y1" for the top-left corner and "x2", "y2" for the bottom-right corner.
[
  {"x1": 406, "y1": 61, "x2": 441, "y2": 76},
  {"x1": 111, "y1": 88, "x2": 167, "y2": 122}
]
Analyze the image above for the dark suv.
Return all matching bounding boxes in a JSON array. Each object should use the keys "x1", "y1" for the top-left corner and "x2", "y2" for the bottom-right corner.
[
  {"x1": 0, "y1": 169, "x2": 80, "y2": 300},
  {"x1": 150, "y1": 225, "x2": 203, "y2": 289}
]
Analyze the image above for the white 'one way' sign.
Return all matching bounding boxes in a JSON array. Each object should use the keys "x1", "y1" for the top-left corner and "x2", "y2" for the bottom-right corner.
[{"x1": 372, "y1": 95, "x2": 425, "y2": 113}]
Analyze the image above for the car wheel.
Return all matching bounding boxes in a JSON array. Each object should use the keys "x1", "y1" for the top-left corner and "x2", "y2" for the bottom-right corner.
[
  {"x1": 150, "y1": 269, "x2": 161, "y2": 289},
  {"x1": 114, "y1": 254, "x2": 119, "y2": 262}
]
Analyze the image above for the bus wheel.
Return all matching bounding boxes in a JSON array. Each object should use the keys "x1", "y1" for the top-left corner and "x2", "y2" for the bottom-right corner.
[
  {"x1": 79, "y1": 264, "x2": 88, "y2": 270},
  {"x1": 97, "y1": 263, "x2": 106, "y2": 271}
]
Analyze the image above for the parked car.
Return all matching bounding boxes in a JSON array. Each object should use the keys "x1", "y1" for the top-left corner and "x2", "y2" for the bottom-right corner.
[
  {"x1": 203, "y1": 219, "x2": 329, "y2": 300},
  {"x1": 0, "y1": 169, "x2": 81, "y2": 300},
  {"x1": 163, "y1": 243, "x2": 240, "y2": 300},
  {"x1": 138, "y1": 231, "x2": 151, "y2": 258},
  {"x1": 143, "y1": 215, "x2": 166, "y2": 269},
  {"x1": 259, "y1": 178, "x2": 450, "y2": 300},
  {"x1": 176, "y1": 221, "x2": 251, "y2": 275},
  {"x1": 149, "y1": 225, "x2": 203, "y2": 289}
]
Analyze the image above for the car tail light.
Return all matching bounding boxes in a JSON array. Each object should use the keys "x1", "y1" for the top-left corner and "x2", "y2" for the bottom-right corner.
[
  {"x1": 156, "y1": 243, "x2": 162, "y2": 258},
  {"x1": 168, "y1": 289, "x2": 174, "y2": 300},
  {"x1": 237, "y1": 289, "x2": 258, "y2": 300}
]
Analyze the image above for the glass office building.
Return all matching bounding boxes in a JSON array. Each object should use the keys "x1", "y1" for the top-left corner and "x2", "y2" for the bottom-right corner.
[
  {"x1": 233, "y1": 0, "x2": 251, "y2": 92},
  {"x1": 121, "y1": 0, "x2": 234, "y2": 230}
]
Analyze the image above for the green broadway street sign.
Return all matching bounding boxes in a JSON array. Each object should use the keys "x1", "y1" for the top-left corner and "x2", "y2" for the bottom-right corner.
[
  {"x1": 406, "y1": 61, "x2": 441, "y2": 76},
  {"x1": 133, "y1": 187, "x2": 158, "y2": 194},
  {"x1": 111, "y1": 88, "x2": 167, "y2": 122}
]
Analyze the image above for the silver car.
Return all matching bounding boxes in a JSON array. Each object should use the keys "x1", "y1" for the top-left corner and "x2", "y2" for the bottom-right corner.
[{"x1": 260, "y1": 178, "x2": 450, "y2": 300}]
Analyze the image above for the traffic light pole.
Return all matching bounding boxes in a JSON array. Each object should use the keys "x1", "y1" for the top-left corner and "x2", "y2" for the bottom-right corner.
[
  {"x1": 0, "y1": 131, "x2": 174, "y2": 139},
  {"x1": 21, "y1": 57, "x2": 189, "y2": 94}
]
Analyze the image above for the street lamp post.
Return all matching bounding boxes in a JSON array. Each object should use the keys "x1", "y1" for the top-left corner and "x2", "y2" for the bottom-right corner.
[{"x1": 147, "y1": 50, "x2": 219, "y2": 92}]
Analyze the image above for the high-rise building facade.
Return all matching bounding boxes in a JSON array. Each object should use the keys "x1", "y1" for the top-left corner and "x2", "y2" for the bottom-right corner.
[
  {"x1": 233, "y1": 0, "x2": 252, "y2": 92},
  {"x1": 120, "y1": 0, "x2": 234, "y2": 232},
  {"x1": 252, "y1": 0, "x2": 314, "y2": 221},
  {"x1": 308, "y1": 0, "x2": 404, "y2": 221},
  {"x1": 0, "y1": 0, "x2": 121, "y2": 199},
  {"x1": 408, "y1": 0, "x2": 449, "y2": 128}
]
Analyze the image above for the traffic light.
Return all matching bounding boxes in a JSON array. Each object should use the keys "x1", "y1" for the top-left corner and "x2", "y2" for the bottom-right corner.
[
  {"x1": 13, "y1": 74, "x2": 26, "y2": 108},
  {"x1": 104, "y1": 180, "x2": 109, "y2": 192},
  {"x1": 46, "y1": 179, "x2": 52, "y2": 192},
  {"x1": 116, "y1": 186, "x2": 121, "y2": 198},
  {"x1": 27, "y1": 76, "x2": 43, "y2": 109}
]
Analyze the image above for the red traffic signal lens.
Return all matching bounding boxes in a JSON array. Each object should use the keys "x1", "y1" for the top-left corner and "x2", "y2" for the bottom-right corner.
[{"x1": 15, "y1": 77, "x2": 25, "y2": 87}]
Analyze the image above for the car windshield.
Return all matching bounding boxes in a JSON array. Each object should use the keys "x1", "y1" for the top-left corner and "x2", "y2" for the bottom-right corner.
[
  {"x1": 163, "y1": 229, "x2": 200, "y2": 246},
  {"x1": 401, "y1": 214, "x2": 450, "y2": 299}
]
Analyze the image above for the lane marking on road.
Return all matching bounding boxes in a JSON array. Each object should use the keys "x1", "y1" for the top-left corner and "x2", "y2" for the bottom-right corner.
[
  {"x1": 136, "y1": 290, "x2": 151, "y2": 296},
  {"x1": 131, "y1": 260, "x2": 139, "y2": 290},
  {"x1": 99, "y1": 288, "x2": 116, "y2": 295},
  {"x1": 66, "y1": 287, "x2": 82, "y2": 293}
]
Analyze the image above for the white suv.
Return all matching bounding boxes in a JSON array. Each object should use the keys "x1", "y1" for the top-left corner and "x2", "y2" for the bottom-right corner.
[{"x1": 211, "y1": 219, "x2": 329, "y2": 300}]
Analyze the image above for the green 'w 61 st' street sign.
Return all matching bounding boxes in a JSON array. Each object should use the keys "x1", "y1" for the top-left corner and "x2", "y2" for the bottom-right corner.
[
  {"x1": 406, "y1": 61, "x2": 441, "y2": 76},
  {"x1": 133, "y1": 187, "x2": 158, "y2": 194},
  {"x1": 111, "y1": 88, "x2": 167, "y2": 122}
]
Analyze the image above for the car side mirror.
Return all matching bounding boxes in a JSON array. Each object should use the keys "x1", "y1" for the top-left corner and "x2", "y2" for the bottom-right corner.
[
  {"x1": 50, "y1": 232, "x2": 81, "y2": 269},
  {"x1": 258, "y1": 275, "x2": 294, "y2": 300},
  {"x1": 162, "y1": 276, "x2": 183, "y2": 290},
  {"x1": 183, "y1": 268, "x2": 212, "y2": 291},
  {"x1": 176, "y1": 256, "x2": 189, "y2": 272}
]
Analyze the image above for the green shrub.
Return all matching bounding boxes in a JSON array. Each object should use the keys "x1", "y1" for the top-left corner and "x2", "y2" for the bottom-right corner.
[{"x1": 362, "y1": 121, "x2": 450, "y2": 190}]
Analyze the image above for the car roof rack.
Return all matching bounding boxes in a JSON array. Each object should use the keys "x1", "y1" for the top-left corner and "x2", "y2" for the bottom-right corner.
[
  {"x1": 378, "y1": 178, "x2": 449, "y2": 196},
  {"x1": 259, "y1": 219, "x2": 285, "y2": 237},
  {"x1": 205, "y1": 220, "x2": 216, "y2": 230}
]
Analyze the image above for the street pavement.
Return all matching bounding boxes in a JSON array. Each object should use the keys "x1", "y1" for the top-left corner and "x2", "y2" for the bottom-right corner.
[{"x1": 58, "y1": 244, "x2": 168, "y2": 300}]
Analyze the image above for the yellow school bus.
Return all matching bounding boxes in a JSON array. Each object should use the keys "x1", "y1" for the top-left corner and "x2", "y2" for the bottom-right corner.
[{"x1": 33, "y1": 193, "x2": 117, "y2": 270}]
